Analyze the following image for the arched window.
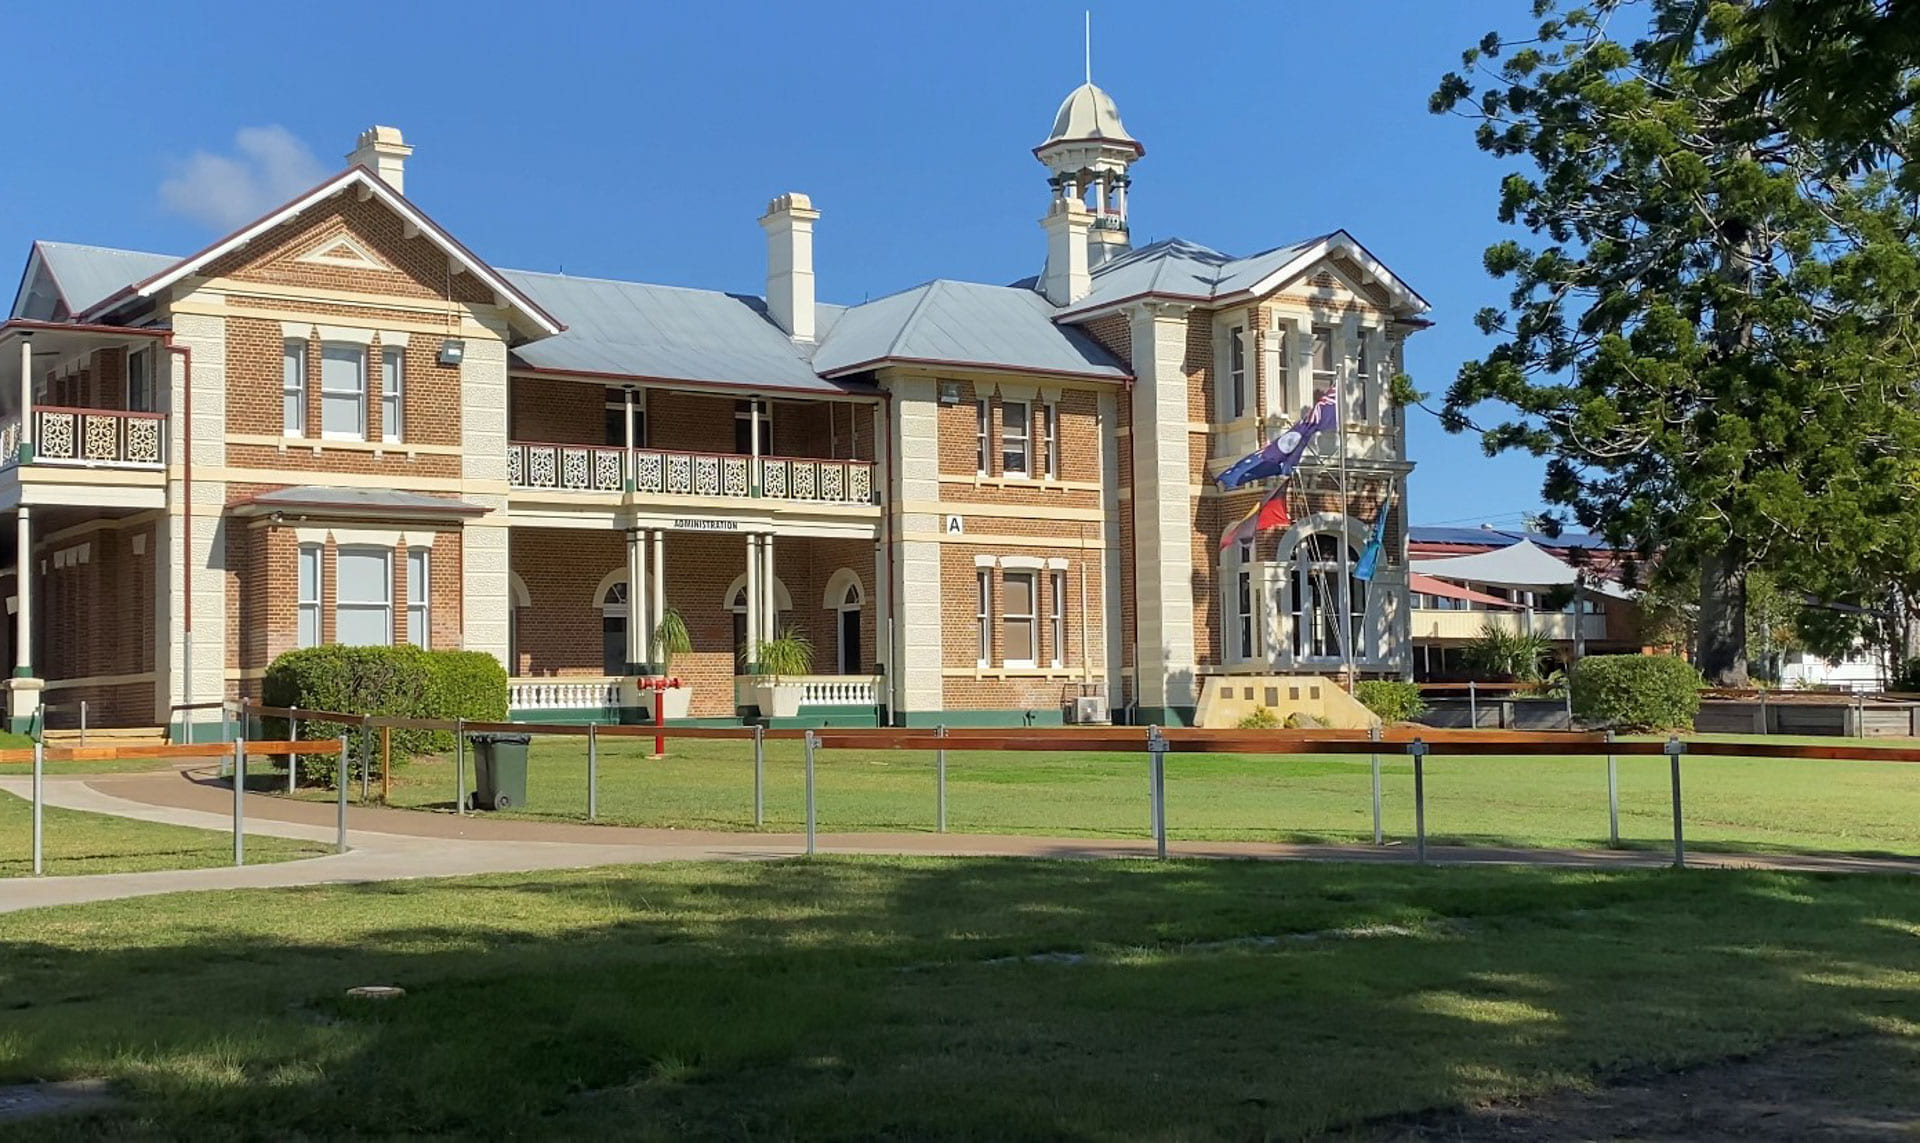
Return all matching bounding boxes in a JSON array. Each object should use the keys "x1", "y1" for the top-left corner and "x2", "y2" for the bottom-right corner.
[
  {"x1": 821, "y1": 569, "x2": 865, "y2": 675},
  {"x1": 602, "y1": 580, "x2": 629, "y2": 676},
  {"x1": 726, "y1": 575, "x2": 793, "y2": 669},
  {"x1": 1288, "y1": 531, "x2": 1364, "y2": 664}
]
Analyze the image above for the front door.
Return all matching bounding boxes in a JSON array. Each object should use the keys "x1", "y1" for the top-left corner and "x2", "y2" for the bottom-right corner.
[{"x1": 839, "y1": 608, "x2": 860, "y2": 674}]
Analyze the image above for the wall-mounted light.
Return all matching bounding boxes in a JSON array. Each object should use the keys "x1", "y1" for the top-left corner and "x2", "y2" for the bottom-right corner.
[
  {"x1": 437, "y1": 337, "x2": 466, "y2": 367},
  {"x1": 938, "y1": 380, "x2": 962, "y2": 405}
]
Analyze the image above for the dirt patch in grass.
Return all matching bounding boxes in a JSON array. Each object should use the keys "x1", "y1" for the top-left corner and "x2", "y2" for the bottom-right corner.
[{"x1": 1366, "y1": 1034, "x2": 1920, "y2": 1141}]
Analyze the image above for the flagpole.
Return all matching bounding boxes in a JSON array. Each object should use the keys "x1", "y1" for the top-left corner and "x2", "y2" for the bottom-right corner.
[{"x1": 1337, "y1": 373, "x2": 1354, "y2": 686}]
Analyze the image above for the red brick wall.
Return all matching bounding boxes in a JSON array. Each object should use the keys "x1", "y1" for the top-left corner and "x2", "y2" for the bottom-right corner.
[
  {"x1": 510, "y1": 377, "x2": 607, "y2": 445},
  {"x1": 202, "y1": 193, "x2": 495, "y2": 307},
  {"x1": 39, "y1": 520, "x2": 158, "y2": 728}
]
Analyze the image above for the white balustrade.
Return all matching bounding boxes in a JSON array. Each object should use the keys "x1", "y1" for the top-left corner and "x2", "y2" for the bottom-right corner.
[
  {"x1": 29, "y1": 407, "x2": 165, "y2": 468},
  {"x1": 513, "y1": 443, "x2": 876, "y2": 505},
  {"x1": 509, "y1": 677, "x2": 622, "y2": 711},
  {"x1": 793, "y1": 676, "x2": 880, "y2": 707}
]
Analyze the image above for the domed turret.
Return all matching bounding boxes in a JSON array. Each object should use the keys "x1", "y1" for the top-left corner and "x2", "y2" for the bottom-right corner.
[{"x1": 1035, "y1": 80, "x2": 1143, "y2": 275}]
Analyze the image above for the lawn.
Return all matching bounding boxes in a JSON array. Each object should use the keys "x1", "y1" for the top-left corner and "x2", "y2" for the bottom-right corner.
[
  {"x1": 3, "y1": 858, "x2": 1920, "y2": 1139},
  {"x1": 0, "y1": 791, "x2": 326, "y2": 877},
  {"x1": 347, "y1": 733, "x2": 1920, "y2": 858}
]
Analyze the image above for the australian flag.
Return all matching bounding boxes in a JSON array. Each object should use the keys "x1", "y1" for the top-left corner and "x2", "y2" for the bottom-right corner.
[{"x1": 1214, "y1": 388, "x2": 1339, "y2": 490}]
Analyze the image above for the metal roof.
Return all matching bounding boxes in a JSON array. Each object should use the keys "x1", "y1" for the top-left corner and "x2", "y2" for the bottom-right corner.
[
  {"x1": 1409, "y1": 525, "x2": 1614, "y2": 551},
  {"x1": 502, "y1": 269, "x2": 866, "y2": 395},
  {"x1": 24, "y1": 242, "x2": 178, "y2": 316},
  {"x1": 1040, "y1": 82, "x2": 1142, "y2": 152},
  {"x1": 812, "y1": 278, "x2": 1128, "y2": 380},
  {"x1": 235, "y1": 485, "x2": 489, "y2": 516}
]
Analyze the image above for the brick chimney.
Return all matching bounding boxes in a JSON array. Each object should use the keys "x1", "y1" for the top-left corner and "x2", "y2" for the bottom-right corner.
[
  {"x1": 1040, "y1": 197, "x2": 1092, "y2": 306},
  {"x1": 759, "y1": 192, "x2": 820, "y2": 342},
  {"x1": 347, "y1": 126, "x2": 413, "y2": 195}
]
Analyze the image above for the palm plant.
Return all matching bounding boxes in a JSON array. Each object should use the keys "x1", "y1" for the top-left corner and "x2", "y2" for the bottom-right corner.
[
  {"x1": 1461, "y1": 624, "x2": 1554, "y2": 683},
  {"x1": 650, "y1": 608, "x2": 693, "y2": 675},
  {"x1": 753, "y1": 625, "x2": 815, "y2": 678}
]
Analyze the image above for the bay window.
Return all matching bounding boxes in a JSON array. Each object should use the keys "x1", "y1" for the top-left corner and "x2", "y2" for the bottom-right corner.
[
  {"x1": 406, "y1": 547, "x2": 430, "y2": 648},
  {"x1": 336, "y1": 546, "x2": 391, "y2": 645},
  {"x1": 297, "y1": 543, "x2": 322, "y2": 648}
]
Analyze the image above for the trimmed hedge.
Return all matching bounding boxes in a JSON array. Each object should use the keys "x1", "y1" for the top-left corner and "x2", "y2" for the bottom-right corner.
[
  {"x1": 1569, "y1": 654, "x2": 1701, "y2": 731},
  {"x1": 262, "y1": 646, "x2": 507, "y2": 780},
  {"x1": 1353, "y1": 680, "x2": 1425, "y2": 724}
]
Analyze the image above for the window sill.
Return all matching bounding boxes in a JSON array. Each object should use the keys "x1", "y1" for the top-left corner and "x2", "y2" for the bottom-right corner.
[
  {"x1": 944, "y1": 666, "x2": 1089, "y2": 680},
  {"x1": 948, "y1": 474, "x2": 1096, "y2": 493},
  {"x1": 237, "y1": 433, "x2": 456, "y2": 459}
]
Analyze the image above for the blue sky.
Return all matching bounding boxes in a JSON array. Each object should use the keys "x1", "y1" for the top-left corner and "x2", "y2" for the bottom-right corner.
[{"x1": 0, "y1": 0, "x2": 1554, "y2": 528}]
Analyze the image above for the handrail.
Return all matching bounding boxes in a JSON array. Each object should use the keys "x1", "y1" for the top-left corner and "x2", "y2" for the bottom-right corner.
[{"x1": 32, "y1": 404, "x2": 167, "y2": 420}]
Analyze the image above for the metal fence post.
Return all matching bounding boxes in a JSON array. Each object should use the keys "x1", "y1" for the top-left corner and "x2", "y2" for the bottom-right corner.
[
  {"x1": 1605, "y1": 730, "x2": 1620, "y2": 848},
  {"x1": 936, "y1": 723, "x2": 948, "y2": 833},
  {"x1": 1666, "y1": 735, "x2": 1686, "y2": 868},
  {"x1": 1468, "y1": 681, "x2": 1478, "y2": 728},
  {"x1": 1148, "y1": 725, "x2": 1169, "y2": 860},
  {"x1": 287, "y1": 704, "x2": 299, "y2": 794},
  {"x1": 1410, "y1": 738, "x2": 1429, "y2": 865},
  {"x1": 360, "y1": 727, "x2": 370, "y2": 803},
  {"x1": 232, "y1": 734, "x2": 246, "y2": 867},
  {"x1": 752, "y1": 723, "x2": 765, "y2": 827},
  {"x1": 78, "y1": 700, "x2": 87, "y2": 747},
  {"x1": 803, "y1": 730, "x2": 818, "y2": 856},
  {"x1": 1369, "y1": 723, "x2": 1384, "y2": 846},
  {"x1": 454, "y1": 718, "x2": 467, "y2": 816},
  {"x1": 336, "y1": 735, "x2": 349, "y2": 853},
  {"x1": 587, "y1": 721, "x2": 599, "y2": 822},
  {"x1": 30, "y1": 739, "x2": 44, "y2": 876}
]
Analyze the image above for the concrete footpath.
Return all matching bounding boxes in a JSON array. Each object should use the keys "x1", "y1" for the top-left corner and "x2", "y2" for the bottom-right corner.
[{"x1": 2, "y1": 766, "x2": 1917, "y2": 915}]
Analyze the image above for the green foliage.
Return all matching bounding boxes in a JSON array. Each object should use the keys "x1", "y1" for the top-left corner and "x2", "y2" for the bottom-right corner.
[
  {"x1": 1461, "y1": 625, "x2": 1554, "y2": 683},
  {"x1": 262, "y1": 645, "x2": 506, "y2": 781},
  {"x1": 1352, "y1": 680, "x2": 1425, "y2": 723},
  {"x1": 1429, "y1": 1, "x2": 1920, "y2": 685},
  {"x1": 1893, "y1": 658, "x2": 1920, "y2": 694},
  {"x1": 1524, "y1": 668, "x2": 1570, "y2": 700},
  {"x1": 1569, "y1": 654, "x2": 1703, "y2": 731},
  {"x1": 1235, "y1": 707, "x2": 1281, "y2": 730},
  {"x1": 1282, "y1": 711, "x2": 1327, "y2": 730},
  {"x1": 650, "y1": 608, "x2": 693, "y2": 675},
  {"x1": 753, "y1": 625, "x2": 815, "y2": 678}
]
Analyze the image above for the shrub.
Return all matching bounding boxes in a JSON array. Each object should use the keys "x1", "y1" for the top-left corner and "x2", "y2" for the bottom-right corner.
[
  {"x1": 1462, "y1": 625, "x2": 1555, "y2": 682},
  {"x1": 753, "y1": 625, "x2": 815, "y2": 677},
  {"x1": 1353, "y1": 680, "x2": 1424, "y2": 723},
  {"x1": 1893, "y1": 657, "x2": 1920, "y2": 693},
  {"x1": 1283, "y1": 711, "x2": 1328, "y2": 729},
  {"x1": 262, "y1": 645, "x2": 507, "y2": 781},
  {"x1": 1236, "y1": 706, "x2": 1281, "y2": 730},
  {"x1": 1569, "y1": 654, "x2": 1702, "y2": 731}
]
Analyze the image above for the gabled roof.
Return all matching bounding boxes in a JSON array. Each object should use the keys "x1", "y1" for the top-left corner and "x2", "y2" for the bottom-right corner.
[
  {"x1": 813, "y1": 278, "x2": 1128, "y2": 381},
  {"x1": 502, "y1": 269, "x2": 863, "y2": 396},
  {"x1": 1053, "y1": 230, "x2": 1429, "y2": 321},
  {"x1": 82, "y1": 166, "x2": 563, "y2": 339},
  {"x1": 11, "y1": 242, "x2": 180, "y2": 319}
]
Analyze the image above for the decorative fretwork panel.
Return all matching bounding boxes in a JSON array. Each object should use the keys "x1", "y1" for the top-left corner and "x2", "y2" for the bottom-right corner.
[
  {"x1": 761, "y1": 458, "x2": 788, "y2": 499},
  {"x1": 722, "y1": 456, "x2": 749, "y2": 497},
  {"x1": 37, "y1": 412, "x2": 75, "y2": 460},
  {"x1": 693, "y1": 455, "x2": 720, "y2": 496}
]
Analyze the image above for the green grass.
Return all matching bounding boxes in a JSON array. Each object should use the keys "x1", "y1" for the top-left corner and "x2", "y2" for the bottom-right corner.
[
  {"x1": 0, "y1": 791, "x2": 327, "y2": 877},
  {"x1": 4, "y1": 858, "x2": 1920, "y2": 1139},
  {"x1": 0, "y1": 755, "x2": 190, "y2": 776},
  {"x1": 351, "y1": 734, "x2": 1920, "y2": 858}
]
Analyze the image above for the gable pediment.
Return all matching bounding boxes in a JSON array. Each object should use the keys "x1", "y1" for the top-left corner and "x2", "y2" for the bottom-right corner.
[{"x1": 291, "y1": 230, "x2": 394, "y2": 273}]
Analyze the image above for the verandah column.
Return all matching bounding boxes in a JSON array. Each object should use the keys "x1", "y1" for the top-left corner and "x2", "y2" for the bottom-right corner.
[
  {"x1": 649, "y1": 530, "x2": 665, "y2": 662},
  {"x1": 761, "y1": 534, "x2": 776, "y2": 645},
  {"x1": 17, "y1": 332, "x2": 33, "y2": 460},
  {"x1": 744, "y1": 533, "x2": 761, "y2": 671},
  {"x1": 624, "y1": 527, "x2": 648, "y2": 673},
  {"x1": 9, "y1": 505, "x2": 41, "y2": 733}
]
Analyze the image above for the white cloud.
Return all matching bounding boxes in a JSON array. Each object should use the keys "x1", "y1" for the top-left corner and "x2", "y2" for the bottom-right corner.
[{"x1": 158, "y1": 125, "x2": 328, "y2": 230}]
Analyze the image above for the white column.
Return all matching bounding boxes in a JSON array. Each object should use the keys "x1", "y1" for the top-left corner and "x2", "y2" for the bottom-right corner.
[
  {"x1": 14, "y1": 507, "x2": 30, "y2": 675},
  {"x1": 1128, "y1": 303, "x2": 1199, "y2": 718},
  {"x1": 761, "y1": 533, "x2": 777, "y2": 645},
  {"x1": 1113, "y1": 178, "x2": 1128, "y2": 222},
  {"x1": 16, "y1": 334, "x2": 31, "y2": 457},
  {"x1": 744, "y1": 533, "x2": 760, "y2": 667},
  {"x1": 624, "y1": 528, "x2": 647, "y2": 672},
  {"x1": 650, "y1": 530, "x2": 666, "y2": 654}
]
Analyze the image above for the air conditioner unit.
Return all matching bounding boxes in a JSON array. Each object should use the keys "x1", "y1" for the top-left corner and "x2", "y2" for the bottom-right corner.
[{"x1": 1071, "y1": 695, "x2": 1110, "y2": 725}]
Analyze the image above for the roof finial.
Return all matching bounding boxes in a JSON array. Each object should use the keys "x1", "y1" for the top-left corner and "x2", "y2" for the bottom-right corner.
[{"x1": 1084, "y1": 10, "x2": 1093, "y2": 85}]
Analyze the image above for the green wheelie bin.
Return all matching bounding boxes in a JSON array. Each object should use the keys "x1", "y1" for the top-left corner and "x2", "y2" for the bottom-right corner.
[{"x1": 468, "y1": 733, "x2": 532, "y2": 810}]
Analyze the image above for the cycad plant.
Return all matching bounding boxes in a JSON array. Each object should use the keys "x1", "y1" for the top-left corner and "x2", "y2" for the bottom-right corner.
[
  {"x1": 753, "y1": 625, "x2": 815, "y2": 678},
  {"x1": 1461, "y1": 624, "x2": 1554, "y2": 683}
]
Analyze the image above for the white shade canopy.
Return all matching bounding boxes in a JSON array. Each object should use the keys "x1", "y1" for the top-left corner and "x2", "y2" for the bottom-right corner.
[{"x1": 1412, "y1": 538, "x2": 1635, "y2": 600}]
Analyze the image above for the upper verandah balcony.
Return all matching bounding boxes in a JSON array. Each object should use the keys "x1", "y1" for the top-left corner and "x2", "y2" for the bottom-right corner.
[
  {"x1": 506, "y1": 378, "x2": 876, "y2": 507},
  {"x1": 0, "y1": 322, "x2": 169, "y2": 507}
]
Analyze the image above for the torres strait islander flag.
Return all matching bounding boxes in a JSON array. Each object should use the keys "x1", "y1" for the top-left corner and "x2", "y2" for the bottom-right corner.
[
  {"x1": 1213, "y1": 387, "x2": 1339, "y2": 490},
  {"x1": 1219, "y1": 484, "x2": 1292, "y2": 552}
]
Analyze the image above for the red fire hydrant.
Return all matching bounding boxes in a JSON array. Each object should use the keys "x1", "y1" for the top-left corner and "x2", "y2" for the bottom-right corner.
[{"x1": 639, "y1": 675, "x2": 684, "y2": 758}]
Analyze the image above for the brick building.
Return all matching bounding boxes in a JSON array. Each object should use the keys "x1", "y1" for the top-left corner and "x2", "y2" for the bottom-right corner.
[{"x1": 1, "y1": 84, "x2": 1428, "y2": 734}]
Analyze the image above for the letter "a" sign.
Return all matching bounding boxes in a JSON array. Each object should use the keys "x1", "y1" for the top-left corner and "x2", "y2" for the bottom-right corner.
[{"x1": 944, "y1": 515, "x2": 965, "y2": 535}]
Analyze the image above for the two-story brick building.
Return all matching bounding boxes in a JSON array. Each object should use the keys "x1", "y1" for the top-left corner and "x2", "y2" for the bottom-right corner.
[{"x1": 2, "y1": 82, "x2": 1427, "y2": 735}]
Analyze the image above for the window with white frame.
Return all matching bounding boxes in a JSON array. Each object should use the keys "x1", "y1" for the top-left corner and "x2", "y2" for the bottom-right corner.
[
  {"x1": 1310, "y1": 326, "x2": 1337, "y2": 397},
  {"x1": 283, "y1": 340, "x2": 307, "y2": 435},
  {"x1": 975, "y1": 569, "x2": 991, "y2": 665},
  {"x1": 1234, "y1": 538, "x2": 1254, "y2": 660},
  {"x1": 336, "y1": 545, "x2": 392, "y2": 645},
  {"x1": 127, "y1": 347, "x2": 155, "y2": 413},
  {"x1": 381, "y1": 346, "x2": 404, "y2": 442},
  {"x1": 974, "y1": 399, "x2": 989, "y2": 473},
  {"x1": 320, "y1": 343, "x2": 366, "y2": 439},
  {"x1": 406, "y1": 547, "x2": 429, "y2": 647},
  {"x1": 1001, "y1": 400, "x2": 1030, "y2": 476},
  {"x1": 1042, "y1": 402, "x2": 1059, "y2": 479},
  {"x1": 1352, "y1": 333, "x2": 1372, "y2": 423},
  {"x1": 1048, "y1": 569, "x2": 1066, "y2": 668},
  {"x1": 1228, "y1": 324, "x2": 1247, "y2": 419},
  {"x1": 1002, "y1": 570, "x2": 1036, "y2": 666},
  {"x1": 297, "y1": 543, "x2": 322, "y2": 648}
]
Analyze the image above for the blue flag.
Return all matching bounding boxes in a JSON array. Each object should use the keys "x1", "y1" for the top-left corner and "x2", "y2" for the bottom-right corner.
[
  {"x1": 1215, "y1": 389, "x2": 1338, "y2": 490},
  {"x1": 1352, "y1": 489, "x2": 1395, "y2": 583}
]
